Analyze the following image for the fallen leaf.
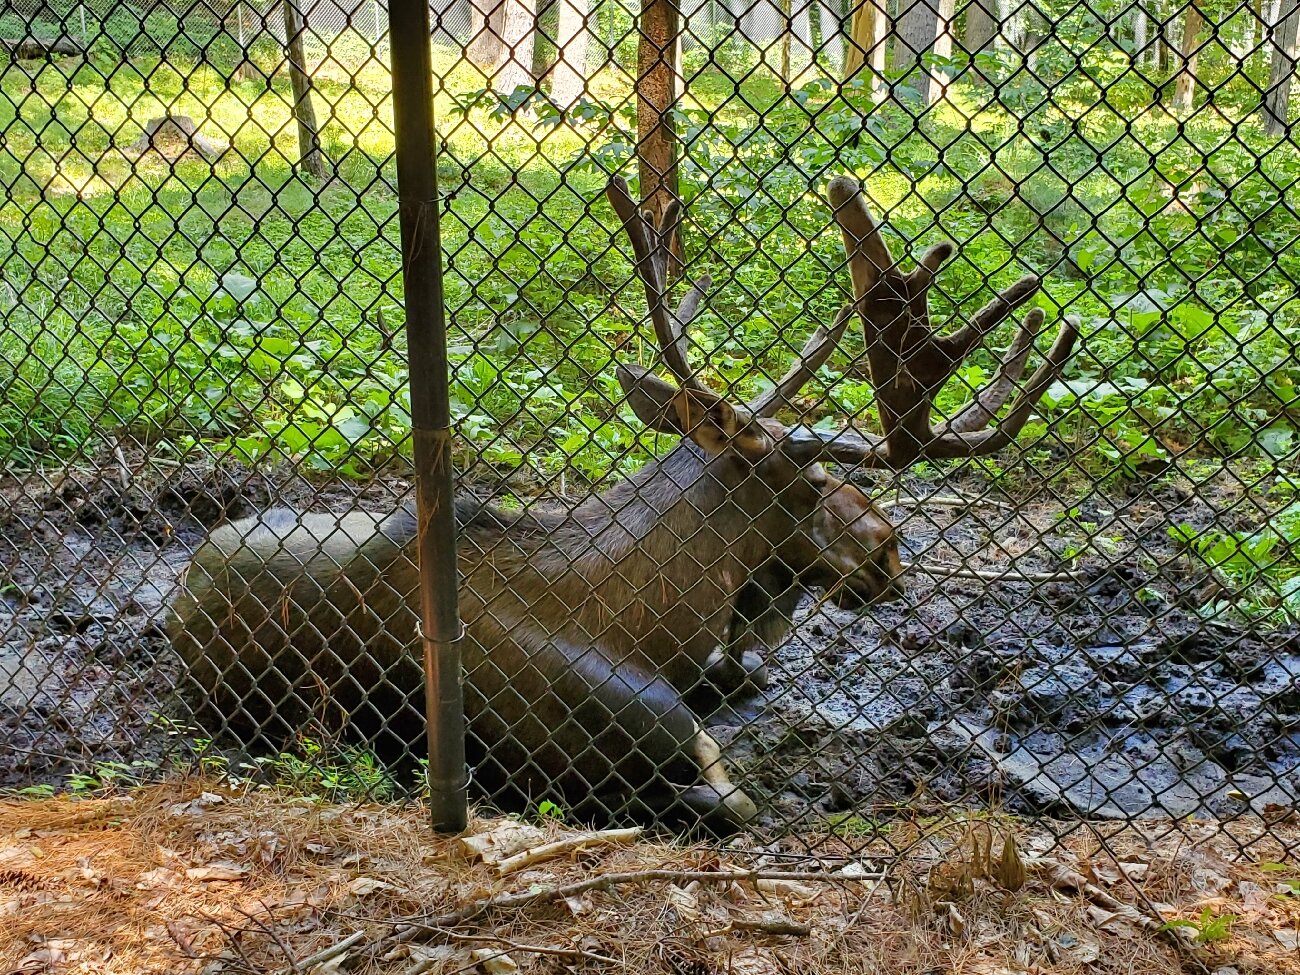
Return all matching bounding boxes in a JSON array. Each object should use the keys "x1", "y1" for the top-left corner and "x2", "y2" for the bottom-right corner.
[
  {"x1": 402, "y1": 944, "x2": 466, "y2": 975},
  {"x1": 966, "y1": 959, "x2": 1029, "y2": 975},
  {"x1": 17, "y1": 938, "x2": 109, "y2": 972},
  {"x1": 136, "y1": 867, "x2": 182, "y2": 890},
  {"x1": 1067, "y1": 933, "x2": 1101, "y2": 964},
  {"x1": 1274, "y1": 928, "x2": 1300, "y2": 950},
  {"x1": 1086, "y1": 905, "x2": 1140, "y2": 937},
  {"x1": 185, "y1": 863, "x2": 248, "y2": 882},
  {"x1": 1120, "y1": 860, "x2": 1150, "y2": 882},
  {"x1": 0, "y1": 846, "x2": 37, "y2": 870},
  {"x1": 562, "y1": 891, "x2": 593, "y2": 915},
  {"x1": 726, "y1": 946, "x2": 783, "y2": 975},
  {"x1": 458, "y1": 821, "x2": 548, "y2": 865},
  {"x1": 470, "y1": 946, "x2": 518, "y2": 974},
  {"x1": 666, "y1": 883, "x2": 700, "y2": 919},
  {"x1": 943, "y1": 901, "x2": 967, "y2": 938},
  {"x1": 167, "y1": 793, "x2": 225, "y2": 817},
  {"x1": 1237, "y1": 881, "x2": 1272, "y2": 914},
  {"x1": 348, "y1": 876, "x2": 402, "y2": 897}
]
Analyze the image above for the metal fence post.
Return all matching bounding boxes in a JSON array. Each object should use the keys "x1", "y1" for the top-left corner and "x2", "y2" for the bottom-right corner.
[{"x1": 388, "y1": 0, "x2": 467, "y2": 834}]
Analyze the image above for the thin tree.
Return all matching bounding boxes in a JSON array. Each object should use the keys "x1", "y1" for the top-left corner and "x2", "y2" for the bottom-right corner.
[
  {"x1": 469, "y1": 0, "x2": 505, "y2": 69},
  {"x1": 963, "y1": 0, "x2": 998, "y2": 56},
  {"x1": 495, "y1": 0, "x2": 538, "y2": 92},
  {"x1": 637, "y1": 0, "x2": 682, "y2": 231},
  {"x1": 931, "y1": 0, "x2": 956, "y2": 100},
  {"x1": 281, "y1": 0, "x2": 325, "y2": 179},
  {"x1": 1263, "y1": 0, "x2": 1299, "y2": 134},
  {"x1": 1172, "y1": 2, "x2": 1204, "y2": 112},
  {"x1": 843, "y1": 0, "x2": 886, "y2": 91},
  {"x1": 532, "y1": 0, "x2": 558, "y2": 80},
  {"x1": 550, "y1": 0, "x2": 590, "y2": 106},
  {"x1": 780, "y1": 0, "x2": 795, "y2": 79},
  {"x1": 893, "y1": 0, "x2": 939, "y2": 102}
]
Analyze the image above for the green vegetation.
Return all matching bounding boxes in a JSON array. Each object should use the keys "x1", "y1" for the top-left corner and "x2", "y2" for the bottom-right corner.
[
  {"x1": 1161, "y1": 907, "x2": 1237, "y2": 944},
  {"x1": 1, "y1": 28, "x2": 1297, "y2": 487}
]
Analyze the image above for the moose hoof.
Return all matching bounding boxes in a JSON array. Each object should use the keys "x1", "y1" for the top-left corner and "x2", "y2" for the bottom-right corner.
[
  {"x1": 704, "y1": 649, "x2": 770, "y2": 696},
  {"x1": 676, "y1": 784, "x2": 759, "y2": 836}
]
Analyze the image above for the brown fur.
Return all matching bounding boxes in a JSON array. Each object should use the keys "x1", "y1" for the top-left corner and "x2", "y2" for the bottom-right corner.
[{"x1": 170, "y1": 403, "x2": 902, "y2": 833}]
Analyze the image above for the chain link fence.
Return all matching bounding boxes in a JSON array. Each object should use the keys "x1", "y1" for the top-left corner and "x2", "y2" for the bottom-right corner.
[{"x1": 1, "y1": 0, "x2": 1299, "y2": 858}]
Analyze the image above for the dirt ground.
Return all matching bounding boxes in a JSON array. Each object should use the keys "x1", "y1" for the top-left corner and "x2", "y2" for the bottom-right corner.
[
  {"x1": 4, "y1": 784, "x2": 1300, "y2": 975},
  {"x1": 1, "y1": 454, "x2": 1297, "y2": 835}
]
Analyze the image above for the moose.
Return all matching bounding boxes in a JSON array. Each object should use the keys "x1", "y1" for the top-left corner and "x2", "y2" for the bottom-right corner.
[{"x1": 169, "y1": 176, "x2": 1077, "y2": 833}]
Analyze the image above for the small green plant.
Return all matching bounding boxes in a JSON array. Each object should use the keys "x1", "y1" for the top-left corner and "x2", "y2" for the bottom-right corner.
[
  {"x1": 1170, "y1": 504, "x2": 1300, "y2": 626},
  {"x1": 536, "y1": 799, "x2": 566, "y2": 822},
  {"x1": 258, "y1": 738, "x2": 396, "y2": 802},
  {"x1": 825, "y1": 812, "x2": 891, "y2": 838},
  {"x1": 1161, "y1": 907, "x2": 1235, "y2": 943}
]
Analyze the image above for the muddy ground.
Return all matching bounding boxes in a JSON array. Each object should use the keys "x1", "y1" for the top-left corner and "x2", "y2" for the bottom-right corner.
[{"x1": 2, "y1": 455, "x2": 1297, "y2": 830}]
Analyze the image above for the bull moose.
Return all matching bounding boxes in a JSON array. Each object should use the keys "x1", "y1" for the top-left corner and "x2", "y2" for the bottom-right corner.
[{"x1": 168, "y1": 176, "x2": 1076, "y2": 832}]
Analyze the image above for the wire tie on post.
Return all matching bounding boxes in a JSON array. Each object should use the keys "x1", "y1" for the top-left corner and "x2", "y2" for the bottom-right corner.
[{"x1": 416, "y1": 619, "x2": 468, "y2": 644}]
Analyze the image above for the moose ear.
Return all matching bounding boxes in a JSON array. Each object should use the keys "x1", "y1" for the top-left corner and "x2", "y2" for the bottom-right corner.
[
  {"x1": 616, "y1": 363, "x2": 682, "y2": 433},
  {"x1": 616, "y1": 363, "x2": 766, "y2": 457}
]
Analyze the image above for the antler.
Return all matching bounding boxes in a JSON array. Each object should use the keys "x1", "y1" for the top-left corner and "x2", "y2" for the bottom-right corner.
[
  {"x1": 607, "y1": 177, "x2": 711, "y2": 390},
  {"x1": 810, "y1": 176, "x2": 1080, "y2": 469}
]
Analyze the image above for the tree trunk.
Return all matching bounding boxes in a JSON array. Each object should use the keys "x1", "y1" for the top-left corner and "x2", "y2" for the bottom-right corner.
[
  {"x1": 233, "y1": 2, "x2": 260, "y2": 82},
  {"x1": 809, "y1": 0, "x2": 823, "y2": 53},
  {"x1": 281, "y1": 0, "x2": 326, "y2": 179},
  {"x1": 495, "y1": 0, "x2": 537, "y2": 92},
  {"x1": 1263, "y1": 0, "x2": 1299, "y2": 134},
  {"x1": 963, "y1": 0, "x2": 998, "y2": 56},
  {"x1": 843, "y1": 0, "x2": 887, "y2": 88},
  {"x1": 1022, "y1": 2, "x2": 1042, "y2": 67},
  {"x1": 893, "y1": 0, "x2": 939, "y2": 102},
  {"x1": 532, "y1": 0, "x2": 557, "y2": 81},
  {"x1": 781, "y1": 0, "x2": 794, "y2": 78},
  {"x1": 549, "y1": 0, "x2": 590, "y2": 106},
  {"x1": 1159, "y1": 1, "x2": 1176, "y2": 74},
  {"x1": 1249, "y1": 0, "x2": 1265, "y2": 66},
  {"x1": 638, "y1": 0, "x2": 681, "y2": 232},
  {"x1": 1133, "y1": 2, "x2": 1148, "y2": 64},
  {"x1": 1172, "y1": 4, "x2": 1203, "y2": 112},
  {"x1": 930, "y1": 0, "x2": 955, "y2": 100},
  {"x1": 469, "y1": 0, "x2": 506, "y2": 68}
]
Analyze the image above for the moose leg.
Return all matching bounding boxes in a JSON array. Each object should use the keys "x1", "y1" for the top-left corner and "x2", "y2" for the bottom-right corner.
[
  {"x1": 703, "y1": 644, "x2": 770, "y2": 695},
  {"x1": 473, "y1": 636, "x2": 757, "y2": 834}
]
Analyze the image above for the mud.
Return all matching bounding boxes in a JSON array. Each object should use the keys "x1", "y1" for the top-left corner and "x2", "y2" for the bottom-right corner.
[{"x1": 2, "y1": 459, "x2": 1296, "y2": 829}]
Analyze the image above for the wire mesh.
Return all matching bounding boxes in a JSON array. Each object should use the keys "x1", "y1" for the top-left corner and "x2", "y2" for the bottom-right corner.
[{"x1": 0, "y1": 0, "x2": 1299, "y2": 860}]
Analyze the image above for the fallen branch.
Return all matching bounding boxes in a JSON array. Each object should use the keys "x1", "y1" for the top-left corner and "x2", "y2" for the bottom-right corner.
[
  {"x1": 124, "y1": 115, "x2": 225, "y2": 162},
  {"x1": 902, "y1": 561, "x2": 1086, "y2": 584},
  {"x1": 495, "y1": 827, "x2": 642, "y2": 876},
  {"x1": 890, "y1": 493, "x2": 1012, "y2": 511},
  {"x1": 444, "y1": 931, "x2": 621, "y2": 965},
  {"x1": 703, "y1": 916, "x2": 812, "y2": 937}
]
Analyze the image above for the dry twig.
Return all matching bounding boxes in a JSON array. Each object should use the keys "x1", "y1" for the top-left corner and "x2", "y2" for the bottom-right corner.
[
  {"x1": 903, "y1": 561, "x2": 1086, "y2": 584},
  {"x1": 495, "y1": 827, "x2": 643, "y2": 875}
]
